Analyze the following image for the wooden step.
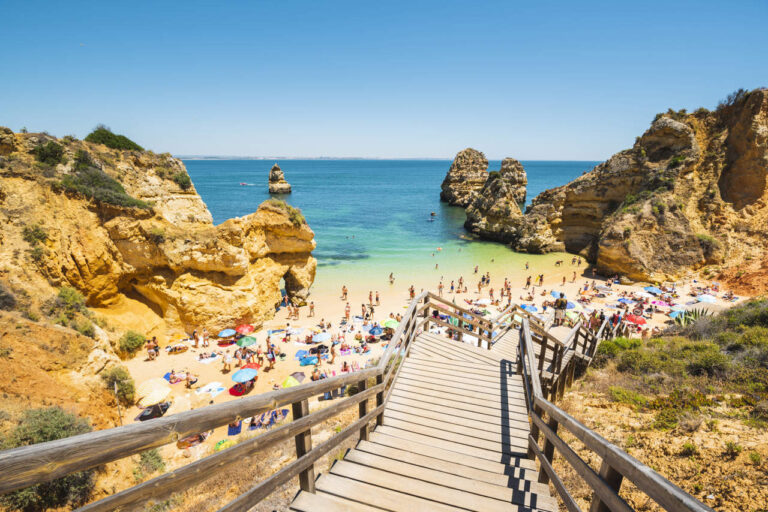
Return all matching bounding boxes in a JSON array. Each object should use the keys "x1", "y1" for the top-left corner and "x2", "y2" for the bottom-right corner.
[
  {"x1": 290, "y1": 489, "x2": 385, "y2": 511},
  {"x1": 367, "y1": 430, "x2": 538, "y2": 474},
  {"x1": 346, "y1": 446, "x2": 556, "y2": 510},
  {"x1": 392, "y1": 375, "x2": 528, "y2": 407},
  {"x1": 390, "y1": 385, "x2": 529, "y2": 417},
  {"x1": 416, "y1": 333, "x2": 505, "y2": 365},
  {"x1": 406, "y1": 355, "x2": 517, "y2": 379},
  {"x1": 330, "y1": 459, "x2": 548, "y2": 512},
  {"x1": 315, "y1": 473, "x2": 465, "y2": 512},
  {"x1": 382, "y1": 415, "x2": 529, "y2": 454},
  {"x1": 376, "y1": 421, "x2": 528, "y2": 461},
  {"x1": 396, "y1": 369, "x2": 528, "y2": 400},
  {"x1": 356, "y1": 439, "x2": 538, "y2": 486},
  {"x1": 400, "y1": 360, "x2": 524, "y2": 390}
]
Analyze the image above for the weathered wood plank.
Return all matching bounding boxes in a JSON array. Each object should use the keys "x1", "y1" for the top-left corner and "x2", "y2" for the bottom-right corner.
[{"x1": 290, "y1": 490, "x2": 385, "y2": 512}]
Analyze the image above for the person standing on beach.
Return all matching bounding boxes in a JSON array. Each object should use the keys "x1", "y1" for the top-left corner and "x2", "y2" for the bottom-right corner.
[
  {"x1": 342, "y1": 285, "x2": 348, "y2": 300},
  {"x1": 389, "y1": 273, "x2": 395, "y2": 284},
  {"x1": 309, "y1": 301, "x2": 315, "y2": 317},
  {"x1": 345, "y1": 302, "x2": 351, "y2": 321},
  {"x1": 554, "y1": 293, "x2": 567, "y2": 326},
  {"x1": 525, "y1": 276, "x2": 531, "y2": 289},
  {"x1": 375, "y1": 291, "x2": 380, "y2": 305},
  {"x1": 525, "y1": 262, "x2": 529, "y2": 270},
  {"x1": 438, "y1": 281, "x2": 444, "y2": 297},
  {"x1": 368, "y1": 291, "x2": 373, "y2": 305},
  {"x1": 409, "y1": 285, "x2": 415, "y2": 299}
]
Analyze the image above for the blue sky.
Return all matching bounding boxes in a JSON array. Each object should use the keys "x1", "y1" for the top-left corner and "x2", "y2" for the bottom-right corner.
[{"x1": 1, "y1": 1, "x2": 766, "y2": 159}]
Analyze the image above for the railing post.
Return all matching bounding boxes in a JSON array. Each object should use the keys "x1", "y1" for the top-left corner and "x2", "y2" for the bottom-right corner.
[
  {"x1": 291, "y1": 399, "x2": 315, "y2": 493},
  {"x1": 589, "y1": 460, "x2": 624, "y2": 512},
  {"x1": 375, "y1": 373, "x2": 384, "y2": 426},
  {"x1": 358, "y1": 378, "x2": 369, "y2": 441}
]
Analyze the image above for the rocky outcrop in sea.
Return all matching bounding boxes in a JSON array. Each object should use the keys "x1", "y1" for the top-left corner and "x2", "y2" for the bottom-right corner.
[
  {"x1": 268, "y1": 163, "x2": 292, "y2": 194},
  {"x1": 440, "y1": 148, "x2": 489, "y2": 206}
]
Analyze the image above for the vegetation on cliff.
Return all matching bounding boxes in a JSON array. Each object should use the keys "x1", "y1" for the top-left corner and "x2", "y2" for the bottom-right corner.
[
  {"x1": 84, "y1": 125, "x2": 144, "y2": 151},
  {"x1": 1, "y1": 408, "x2": 95, "y2": 511}
]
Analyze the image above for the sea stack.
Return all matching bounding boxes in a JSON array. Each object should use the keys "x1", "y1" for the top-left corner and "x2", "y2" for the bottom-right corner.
[
  {"x1": 464, "y1": 158, "x2": 528, "y2": 243},
  {"x1": 440, "y1": 148, "x2": 489, "y2": 206},
  {"x1": 268, "y1": 163, "x2": 292, "y2": 194}
]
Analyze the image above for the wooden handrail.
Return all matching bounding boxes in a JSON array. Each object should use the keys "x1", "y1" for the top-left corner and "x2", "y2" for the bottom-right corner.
[{"x1": 518, "y1": 319, "x2": 713, "y2": 512}]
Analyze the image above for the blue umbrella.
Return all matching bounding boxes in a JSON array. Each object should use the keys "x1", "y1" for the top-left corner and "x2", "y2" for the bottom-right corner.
[
  {"x1": 232, "y1": 368, "x2": 258, "y2": 383},
  {"x1": 520, "y1": 304, "x2": 538, "y2": 312},
  {"x1": 566, "y1": 301, "x2": 576, "y2": 310},
  {"x1": 697, "y1": 294, "x2": 716, "y2": 303},
  {"x1": 618, "y1": 298, "x2": 635, "y2": 305},
  {"x1": 369, "y1": 326, "x2": 383, "y2": 335},
  {"x1": 312, "y1": 332, "x2": 331, "y2": 342},
  {"x1": 644, "y1": 286, "x2": 663, "y2": 295},
  {"x1": 218, "y1": 328, "x2": 237, "y2": 338},
  {"x1": 550, "y1": 291, "x2": 564, "y2": 299}
]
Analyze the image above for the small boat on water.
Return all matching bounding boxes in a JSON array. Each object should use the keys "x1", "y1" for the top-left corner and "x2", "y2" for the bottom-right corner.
[
  {"x1": 240, "y1": 182, "x2": 247, "y2": 186},
  {"x1": 430, "y1": 212, "x2": 437, "y2": 216}
]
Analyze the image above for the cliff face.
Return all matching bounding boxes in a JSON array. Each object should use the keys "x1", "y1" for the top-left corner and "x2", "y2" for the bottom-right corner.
[
  {"x1": 0, "y1": 130, "x2": 316, "y2": 334},
  {"x1": 268, "y1": 163, "x2": 291, "y2": 194},
  {"x1": 462, "y1": 89, "x2": 767, "y2": 282},
  {"x1": 440, "y1": 148, "x2": 489, "y2": 206},
  {"x1": 464, "y1": 159, "x2": 528, "y2": 243}
]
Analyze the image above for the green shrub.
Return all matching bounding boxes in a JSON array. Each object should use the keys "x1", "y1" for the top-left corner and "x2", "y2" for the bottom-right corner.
[
  {"x1": 59, "y1": 158, "x2": 149, "y2": 209},
  {"x1": 724, "y1": 441, "x2": 743, "y2": 458},
  {"x1": 263, "y1": 199, "x2": 306, "y2": 226},
  {"x1": 54, "y1": 286, "x2": 88, "y2": 319},
  {"x1": 101, "y1": 366, "x2": 135, "y2": 405},
  {"x1": 33, "y1": 141, "x2": 64, "y2": 166},
  {"x1": 149, "y1": 226, "x2": 166, "y2": 244},
  {"x1": 717, "y1": 88, "x2": 750, "y2": 110},
  {"x1": 172, "y1": 172, "x2": 192, "y2": 190},
  {"x1": 669, "y1": 154, "x2": 686, "y2": 168},
  {"x1": 749, "y1": 451, "x2": 762, "y2": 465},
  {"x1": 119, "y1": 330, "x2": 146, "y2": 355},
  {"x1": 22, "y1": 224, "x2": 48, "y2": 245},
  {"x1": 0, "y1": 283, "x2": 17, "y2": 311},
  {"x1": 687, "y1": 350, "x2": 729, "y2": 377},
  {"x1": 0, "y1": 408, "x2": 94, "y2": 511},
  {"x1": 139, "y1": 449, "x2": 165, "y2": 474},
  {"x1": 84, "y1": 125, "x2": 143, "y2": 151},
  {"x1": 609, "y1": 386, "x2": 647, "y2": 408},
  {"x1": 653, "y1": 408, "x2": 679, "y2": 430},
  {"x1": 28, "y1": 246, "x2": 45, "y2": 263},
  {"x1": 73, "y1": 318, "x2": 95, "y2": 338},
  {"x1": 680, "y1": 442, "x2": 698, "y2": 456}
]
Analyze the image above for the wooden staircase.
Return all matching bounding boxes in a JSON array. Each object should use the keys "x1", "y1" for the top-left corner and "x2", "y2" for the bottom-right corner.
[{"x1": 290, "y1": 332, "x2": 558, "y2": 511}]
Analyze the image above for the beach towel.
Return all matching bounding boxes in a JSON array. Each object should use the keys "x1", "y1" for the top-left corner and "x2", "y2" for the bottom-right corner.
[
  {"x1": 300, "y1": 355, "x2": 319, "y2": 366},
  {"x1": 295, "y1": 349, "x2": 309, "y2": 360},
  {"x1": 196, "y1": 382, "x2": 226, "y2": 399},
  {"x1": 227, "y1": 421, "x2": 242, "y2": 436}
]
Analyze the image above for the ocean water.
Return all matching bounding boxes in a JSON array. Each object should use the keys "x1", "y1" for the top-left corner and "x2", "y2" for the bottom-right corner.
[{"x1": 184, "y1": 159, "x2": 597, "y2": 294}]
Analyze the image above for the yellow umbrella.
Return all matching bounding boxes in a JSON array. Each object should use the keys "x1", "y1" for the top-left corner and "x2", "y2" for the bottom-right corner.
[
  {"x1": 282, "y1": 376, "x2": 300, "y2": 388},
  {"x1": 138, "y1": 386, "x2": 171, "y2": 407},
  {"x1": 137, "y1": 378, "x2": 170, "y2": 398}
]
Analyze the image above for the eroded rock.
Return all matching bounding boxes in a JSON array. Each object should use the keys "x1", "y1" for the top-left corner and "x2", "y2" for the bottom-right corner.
[
  {"x1": 440, "y1": 148, "x2": 488, "y2": 206},
  {"x1": 268, "y1": 163, "x2": 292, "y2": 194}
]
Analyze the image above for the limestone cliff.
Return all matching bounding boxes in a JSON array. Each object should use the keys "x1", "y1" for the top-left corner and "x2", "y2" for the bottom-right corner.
[
  {"x1": 464, "y1": 162, "x2": 527, "y2": 243},
  {"x1": 268, "y1": 163, "x2": 292, "y2": 194},
  {"x1": 440, "y1": 148, "x2": 489, "y2": 206},
  {"x1": 469, "y1": 88, "x2": 767, "y2": 282},
  {"x1": 0, "y1": 130, "x2": 316, "y2": 336}
]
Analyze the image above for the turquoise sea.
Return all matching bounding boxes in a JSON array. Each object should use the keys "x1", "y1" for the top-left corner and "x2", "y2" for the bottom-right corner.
[{"x1": 184, "y1": 160, "x2": 597, "y2": 294}]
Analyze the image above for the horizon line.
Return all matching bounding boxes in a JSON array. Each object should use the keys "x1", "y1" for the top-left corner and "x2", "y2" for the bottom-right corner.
[{"x1": 176, "y1": 155, "x2": 604, "y2": 162}]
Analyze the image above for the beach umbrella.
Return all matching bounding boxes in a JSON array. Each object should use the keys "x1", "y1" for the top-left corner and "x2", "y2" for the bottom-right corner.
[
  {"x1": 369, "y1": 326, "x2": 383, "y2": 335},
  {"x1": 290, "y1": 371, "x2": 306, "y2": 383},
  {"x1": 382, "y1": 319, "x2": 399, "y2": 329},
  {"x1": 218, "y1": 328, "x2": 237, "y2": 338},
  {"x1": 138, "y1": 383, "x2": 171, "y2": 407},
  {"x1": 625, "y1": 314, "x2": 647, "y2": 325},
  {"x1": 236, "y1": 324, "x2": 254, "y2": 334},
  {"x1": 697, "y1": 294, "x2": 717, "y2": 303},
  {"x1": 312, "y1": 332, "x2": 331, "y2": 342},
  {"x1": 643, "y1": 286, "x2": 663, "y2": 295},
  {"x1": 617, "y1": 298, "x2": 635, "y2": 305},
  {"x1": 566, "y1": 301, "x2": 576, "y2": 310},
  {"x1": 137, "y1": 378, "x2": 171, "y2": 398},
  {"x1": 242, "y1": 362, "x2": 260, "y2": 370},
  {"x1": 282, "y1": 376, "x2": 301, "y2": 388},
  {"x1": 520, "y1": 304, "x2": 538, "y2": 312},
  {"x1": 550, "y1": 291, "x2": 564, "y2": 299},
  {"x1": 236, "y1": 336, "x2": 258, "y2": 347},
  {"x1": 231, "y1": 368, "x2": 258, "y2": 383}
]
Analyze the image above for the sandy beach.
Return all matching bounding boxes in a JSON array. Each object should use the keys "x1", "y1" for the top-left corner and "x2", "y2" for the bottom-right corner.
[{"x1": 122, "y1": 248, "x2": 741, "y2": 452}]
